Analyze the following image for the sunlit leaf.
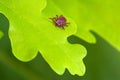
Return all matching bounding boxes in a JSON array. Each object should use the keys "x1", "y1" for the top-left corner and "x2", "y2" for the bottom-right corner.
[
  {"x1": 0, "y1": 0, "x2": 87, "y2": 76},
  {"x1": 52, "y1": 0, "x2": 120, "y2": 51}
]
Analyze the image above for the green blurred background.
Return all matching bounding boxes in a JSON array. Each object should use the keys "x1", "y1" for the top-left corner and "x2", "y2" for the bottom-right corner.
[{"x1": 0, "y1": 13, "x2": 120, "y2": 80}]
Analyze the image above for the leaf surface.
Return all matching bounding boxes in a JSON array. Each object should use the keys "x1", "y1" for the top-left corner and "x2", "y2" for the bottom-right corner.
[
  {"x1": 52, "y1": 0, "x2": 120, "y2": 51},
  {"x1": 0, "y1": 31, "x2": 3, "y2": 38},
  {"x1": 0, "y1": 0, "x2": 87, "y2": 76}
]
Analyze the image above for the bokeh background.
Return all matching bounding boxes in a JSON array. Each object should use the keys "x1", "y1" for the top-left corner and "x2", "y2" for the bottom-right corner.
[{"x1": 0, "y1": 12, "x2": 120, "y2": 80}]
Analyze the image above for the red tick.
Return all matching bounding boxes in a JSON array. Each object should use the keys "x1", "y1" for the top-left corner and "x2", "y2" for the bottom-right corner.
[{"x1": 49, "y1": 15, "x2": 70, "y2": 29}]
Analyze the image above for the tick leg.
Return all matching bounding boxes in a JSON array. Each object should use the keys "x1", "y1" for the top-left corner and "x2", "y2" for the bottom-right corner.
[
  {"x1": 60, "y1": 15, "x2": 63, "y2": 17},
  {"x1": 65, "y1": 22, "x2": 70, "y2": 27},
  {"x1": 49, "y1": 17, "x2": 56, "y2": 22},
  {"x1": 56, "y1": 15, "x2": 59, "y2": 18},
  {"x1": 66, "y1": 22, "x2": 70, "y2": 24},
  {"x1": 61, "y1": 26, "x2": 65, "y2": 29}
]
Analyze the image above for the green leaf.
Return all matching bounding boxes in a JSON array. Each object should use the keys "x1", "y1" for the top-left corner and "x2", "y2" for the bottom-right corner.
[
  {"x1": 0, "y1": 0, "x2": 87, "y2": 76},
  {"x1": 52, "y1": 0, "x2": 120, "y2": 51},
  {"x1": 0, "y1": 31, "x2": 3, "y2": 38}
]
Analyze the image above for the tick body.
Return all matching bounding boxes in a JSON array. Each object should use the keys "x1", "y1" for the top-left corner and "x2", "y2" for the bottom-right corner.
[{"x1": 50, "y1": 15, "x2": 70, "y2": 29}]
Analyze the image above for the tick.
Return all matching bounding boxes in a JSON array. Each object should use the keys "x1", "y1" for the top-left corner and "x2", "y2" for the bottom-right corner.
[{"x1": 49, "y1": 15, "x2": 70, "y2": 29}]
